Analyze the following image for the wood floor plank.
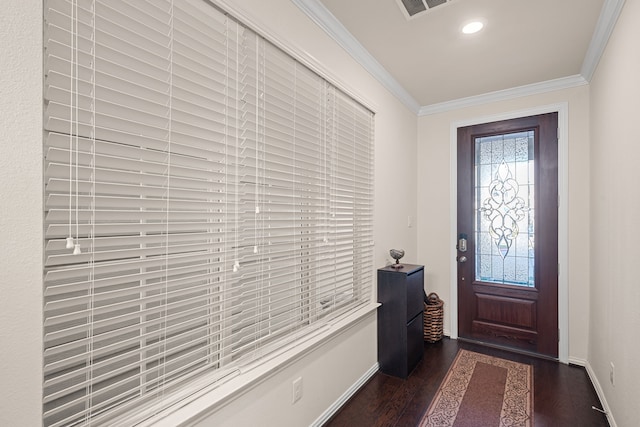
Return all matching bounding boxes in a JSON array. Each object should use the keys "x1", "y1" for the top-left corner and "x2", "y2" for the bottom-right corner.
[{"x1": 323, "y1": 338, "x2": 609, "y2": 427}]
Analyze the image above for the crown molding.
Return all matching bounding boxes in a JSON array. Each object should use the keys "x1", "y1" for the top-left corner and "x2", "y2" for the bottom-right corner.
[
  {"x1": 293, "y1": 0, "x2": 623, "y2": 116},
  {"x1": 418, "y1": 75, "x2": 588, "y2": 116},
  {"x1": 291, "y1": 0, "x2": 421, "y2": 114},
  {"x1": 580, "y1": 0, "x2": 626, "y2": 81}
]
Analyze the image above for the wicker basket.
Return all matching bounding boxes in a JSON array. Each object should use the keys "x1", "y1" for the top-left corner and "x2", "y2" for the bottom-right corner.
[{"x1": 423, "y1": 292, "x2": 444, "y2": 343}]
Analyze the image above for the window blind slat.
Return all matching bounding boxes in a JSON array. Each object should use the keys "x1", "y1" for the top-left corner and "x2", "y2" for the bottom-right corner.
[{"x1": 43, "y1": 0, "x2": 373, "y2": 425}]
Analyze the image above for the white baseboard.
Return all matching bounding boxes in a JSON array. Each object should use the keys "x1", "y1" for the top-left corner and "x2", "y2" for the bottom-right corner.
[
  {"x1": 445, "y1": 337, "x2": 616, "y2": 425},
  {"x1": 309, "y1": 344, "x2": 617, "y2": 427},
  {"x1": 568, "y1": 356, "x2": 587, "y2": 366},
  {"x1": 584, "y1": 361, "x2": 617, "y2": 427},
  {"x1": 310, "y1": 362, "x2": 380, "y2": 427}
]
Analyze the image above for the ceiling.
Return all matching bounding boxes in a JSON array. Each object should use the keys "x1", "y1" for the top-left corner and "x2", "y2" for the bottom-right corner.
[{"x1": 293, "y1": 0, "x2": 624, "y2": 114}]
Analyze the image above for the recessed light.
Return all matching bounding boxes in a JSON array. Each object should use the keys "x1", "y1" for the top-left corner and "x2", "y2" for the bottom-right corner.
[{"x1": 462, "y1": 21, "x2": 484, "y2": 34}]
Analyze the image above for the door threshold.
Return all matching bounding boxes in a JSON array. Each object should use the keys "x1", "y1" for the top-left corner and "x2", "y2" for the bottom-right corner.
[{"x1": 457, "y1": 337, "x2": 559, "y2": 362}]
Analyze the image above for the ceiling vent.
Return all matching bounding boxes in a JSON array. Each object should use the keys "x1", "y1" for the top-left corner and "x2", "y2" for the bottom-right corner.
[{"x1": 397, "y1": 0, "x2": 450, "y2": 19}]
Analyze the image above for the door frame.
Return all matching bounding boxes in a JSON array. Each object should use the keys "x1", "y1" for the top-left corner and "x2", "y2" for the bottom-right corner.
[{"x1": 448, "y1": 102, "x2": 569, "y2": 363}]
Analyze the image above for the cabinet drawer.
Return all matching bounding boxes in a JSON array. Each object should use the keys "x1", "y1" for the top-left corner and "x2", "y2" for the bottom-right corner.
[
  {"x1": 406, "y1": 312, "x2": 424, "y2": 375},
  {"x1": 377, "y1": 264, "x2": 425, "y2": 379}
]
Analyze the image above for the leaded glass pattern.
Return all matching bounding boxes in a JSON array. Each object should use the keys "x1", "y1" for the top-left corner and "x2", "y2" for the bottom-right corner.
[{"x1": 475, "y1": 131, "x2": 534, "y2": 286}]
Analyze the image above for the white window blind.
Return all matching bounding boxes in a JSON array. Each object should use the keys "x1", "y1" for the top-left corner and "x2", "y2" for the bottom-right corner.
[{"x1": 43, "y1": 0, "x2": 374, "y2": 425}]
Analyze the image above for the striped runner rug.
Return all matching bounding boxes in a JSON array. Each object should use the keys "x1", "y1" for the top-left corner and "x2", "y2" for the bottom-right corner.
[{"x1": 419, "y1": 349, "x2": 533, "y2": 427}]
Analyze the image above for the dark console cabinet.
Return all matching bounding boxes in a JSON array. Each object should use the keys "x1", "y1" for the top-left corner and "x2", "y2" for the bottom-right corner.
[{"x1": 377, "y1": 264, "x2": 424, "y2": 378}]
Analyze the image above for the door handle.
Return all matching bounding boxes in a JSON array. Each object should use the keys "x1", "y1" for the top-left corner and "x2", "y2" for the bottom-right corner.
[{"x1": 457, "y1": 256, "x2": 467, "y2": 263}]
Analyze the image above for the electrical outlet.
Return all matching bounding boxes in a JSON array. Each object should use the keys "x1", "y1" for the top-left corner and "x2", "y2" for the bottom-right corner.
[
  {"x1": 609, "y1": 362, "x2": 615, "y2": 386},
  {"x1": 292, "y1": 376, "x2": 303, "y2": 404}
]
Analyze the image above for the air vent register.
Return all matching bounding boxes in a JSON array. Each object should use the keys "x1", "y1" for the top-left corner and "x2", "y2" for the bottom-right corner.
[{"x1": 398, "y1": 0, "x2": 450, "y2": 18}]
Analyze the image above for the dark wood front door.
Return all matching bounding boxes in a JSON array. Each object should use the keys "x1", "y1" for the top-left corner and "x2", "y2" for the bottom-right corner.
[{"x1": 457, "y1": 113, "x2": 558, "y2": 358}]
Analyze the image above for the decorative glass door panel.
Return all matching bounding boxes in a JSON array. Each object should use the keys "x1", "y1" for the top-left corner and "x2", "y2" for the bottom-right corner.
[
  {"x1": 475, "y1": 131, "x2": 534, "y2": 287},
  {"x1": 458, "y1": 113, "x2": 558, "y2": 358}
]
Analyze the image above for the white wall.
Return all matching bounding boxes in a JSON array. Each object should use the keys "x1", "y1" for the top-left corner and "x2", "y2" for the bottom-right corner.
[
  {"x1": 0, "y1": 0, "x2": 418, "y2": 426},
  {"x1": 589, "y1": 0, "x2": 640, "y2": 425},
  {"x1": 186, "y1": 313, "x2": 377, "y2": 427},
  {"x1": 416, "y1": 86, "x2": 592, "y2": 361},
  {"x1": 0, "y1": 0, "x2": 44, "y2": 425}
]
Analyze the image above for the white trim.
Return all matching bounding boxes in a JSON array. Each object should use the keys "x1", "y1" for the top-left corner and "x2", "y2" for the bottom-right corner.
[
  {"x1": 585, "y1": 361, "x2": 618, "y2": 427},
  {"x1": 581, "y1": 0, "x2": 626, "y2": 81},
  {"x1": 568, "y1": 356, "x2": 587, "y2": 366},
  {"x1": 419, "y1": 75, "x2": 587, "y2": 116},
  {"x1": 448, "y1": 103, "x2": 569, "y2": 363},
  {"x1": 291, "y1": 0, "x2": 421, "y2": 114},
  {"x1": 449, "y1": 127, "x2": 459, "y2": 340},
  {"x1": 562, "y1": 358, "x2": 618, "y2": 427},
  {"x1": 138, "y1": 304, "x2": 380, "y2": 427},
  {"x1": 293, "y1": 0, "x2": 623, "y2": 115},
  {"x1": 310, "y1": 362, "x2": 380, "y2": 427},
  {"x1": 557, "y1": 106, "x2": 569, "y2": 364}
]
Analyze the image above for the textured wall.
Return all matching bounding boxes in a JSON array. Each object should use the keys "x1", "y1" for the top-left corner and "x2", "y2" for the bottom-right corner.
[
  {"x1": 589, "y1": 0, "x2": 640, "y2": 425},
  {"x1": 0, "y1": 0, "x2": 44, "y2": 425}
]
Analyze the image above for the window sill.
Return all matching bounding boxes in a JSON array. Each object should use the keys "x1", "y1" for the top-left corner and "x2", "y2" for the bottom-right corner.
[{"x1": 139, "y1": 302, "x2": 380, "y2": 427}]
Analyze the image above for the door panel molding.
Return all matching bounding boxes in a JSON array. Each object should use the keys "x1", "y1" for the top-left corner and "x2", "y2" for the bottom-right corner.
[
  {"x1": 448, "y1": 103, "x2": 569, "y2": 363},
  {"x1": 475, "y1": 293, "x2": 537, "y2": 329}
]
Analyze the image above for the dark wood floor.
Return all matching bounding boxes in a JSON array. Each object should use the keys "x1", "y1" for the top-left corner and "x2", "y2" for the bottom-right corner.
[{"x1": 323, "y1": 338, "x2": 609, "y2": 427}]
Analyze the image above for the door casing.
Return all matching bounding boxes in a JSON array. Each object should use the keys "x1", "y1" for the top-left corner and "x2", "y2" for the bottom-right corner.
[{"x1": 447, "y1": 103, "x2": 569, "y2": 363}]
